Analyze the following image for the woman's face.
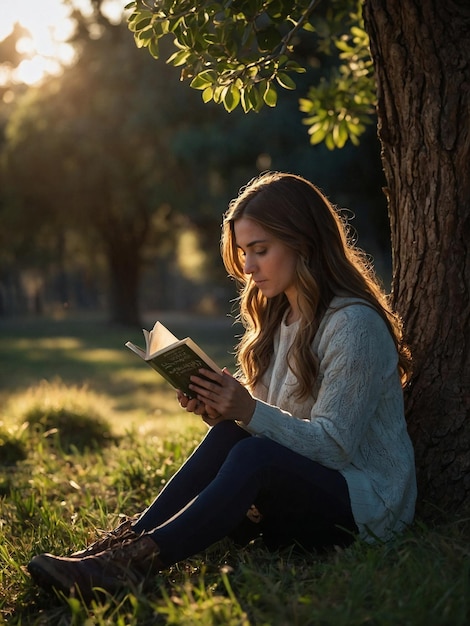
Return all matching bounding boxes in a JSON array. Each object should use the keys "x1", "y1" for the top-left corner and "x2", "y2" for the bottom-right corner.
[{"x1": 234, "y1": 217, "x2": 299, "y2": 305}]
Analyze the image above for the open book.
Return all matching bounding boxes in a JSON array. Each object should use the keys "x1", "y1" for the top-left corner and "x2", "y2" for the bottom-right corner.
[{"x1": 125, "y1": 321, "x2": 223, "y2": 398}]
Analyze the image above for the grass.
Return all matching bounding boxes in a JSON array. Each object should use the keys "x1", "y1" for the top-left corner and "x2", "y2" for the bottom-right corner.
[
  {"x1": 0, "y1": 311, "x2": 237, "y2": 434},
  {"x1": 0, "y1": 313, "x2": 469, "y2": 625}
]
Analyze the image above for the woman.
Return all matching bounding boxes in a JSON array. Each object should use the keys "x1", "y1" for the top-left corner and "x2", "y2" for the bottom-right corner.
[{"x1": 28, "y1": 172, "x2": 417, "y2": 602}]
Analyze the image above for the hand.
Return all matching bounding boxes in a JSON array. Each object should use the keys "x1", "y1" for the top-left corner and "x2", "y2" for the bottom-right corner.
[
  {"x1": 176, "y1": 390, "x2": 209, "y2": 416},
  {"x1": 188, "y1": 367, "x2": 256, "y2": 425}
]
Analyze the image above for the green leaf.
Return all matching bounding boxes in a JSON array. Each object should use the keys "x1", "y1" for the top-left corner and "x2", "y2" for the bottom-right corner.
[
  {"x1": 212, "y1": 85, "x2": 224, "y2": 104},
  {"x1": 134, "y1": 17, "x2": 152, "y2": 32},
  {"x1": 223, "y1": 84, "x2": 241, "y2": 112},
  {"x1": 299, "y1": 98, "x2": 314, "y2": 113},
  {"x1": 202, "y1": 86, "x2": 213, "y2": 103},
  {"x1": 276, "y1": 72, "x2": 296, "y2": 90},
  {"x1": 168, "y1": 17, "x2": 183, "y2": 33},
  {"x1": 167, "y1": 49, "x2": 191, "y2": 67},
  {"x1": 332, "y1": 121, "x2": 348, "y2": 148},
  {"x1": 127, "y1": 12, "x2": 139, "y2": 24},
  {"x1": 348, "y1": 121, "x2": 366, "y2": 136},
  {"x1": 249, "y1": 87, "x2": 263, "y2": 112},
  {"x1": 308, "y1": 121, "x2": 329, "y2": 145},
  {"x1": 134, "y1": 34, "x2": 145, "y2": 48},
  {"x1": 350, "y1": 133, "x2": 360, "y2": 146},
  {"x1": 137, "y1": 28, "x2": 154, "y2": 41},
  {"x1": 241, "y1": 88, "x2": 253, "y2": 113},
  {"x1": 190, "y1": 70, "x2": 217, "y2": 90},
  {"x1": 351, "y1": 26, "x2": 367, "y2": 39},
  {"x1": 263, "y1": 83, "x2": 277, "y2": 107},
  {"x1": 284, "y1": 60, "x2": 306, "y2": 74},
  {"x1": 325, "y1": 133, "x2": 335, "y2": 150},
  {"x1": 148, "y1": 37, "x2": 159, "y2": 59},
  {"x1": 159, "y1": 19, "x2": 171, "y2": 35}
]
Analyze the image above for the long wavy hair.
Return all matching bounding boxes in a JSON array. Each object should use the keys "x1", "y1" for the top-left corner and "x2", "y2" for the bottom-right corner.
[{"x1": 221, "y1": 172, "x2": 411, "y2": 399}]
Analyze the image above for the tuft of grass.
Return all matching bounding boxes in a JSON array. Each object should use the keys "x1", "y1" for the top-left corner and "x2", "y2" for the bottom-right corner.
[{"x1": 4, "y1": 379, "x2": 118, "y2": 452}]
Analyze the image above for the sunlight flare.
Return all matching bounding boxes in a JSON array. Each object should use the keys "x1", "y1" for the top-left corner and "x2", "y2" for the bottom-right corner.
[{"x1": 0, "y1": 0, "x2": 124, "y2": 85}]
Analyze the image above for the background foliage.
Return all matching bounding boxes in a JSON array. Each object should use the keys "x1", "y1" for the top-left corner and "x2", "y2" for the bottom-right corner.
[
  {"x1": 127, "y1": 0, "x2": 375, "y2": 148},
  {"x1": 0, "y1": 0, "x2": 389, "y2": 325}
]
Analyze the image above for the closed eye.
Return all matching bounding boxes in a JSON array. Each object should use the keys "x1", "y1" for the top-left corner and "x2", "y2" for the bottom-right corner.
[{"x1": 239, "y1": 248, "x2": 267, "y2": 258}]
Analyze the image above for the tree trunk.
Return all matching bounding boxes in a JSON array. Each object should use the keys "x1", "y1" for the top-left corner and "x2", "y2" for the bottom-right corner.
[
  {"x1": 107, "y1": 246, "x2": 142, "y2": 327},
  {"x1": 363, "y1": 0, "x2": 470, "y2": 512}
]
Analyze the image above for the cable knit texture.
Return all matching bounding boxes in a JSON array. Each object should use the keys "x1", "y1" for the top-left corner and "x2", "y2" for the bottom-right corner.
[{"x1": 246, "y1": 296, "x2": 417, "y2": 541}]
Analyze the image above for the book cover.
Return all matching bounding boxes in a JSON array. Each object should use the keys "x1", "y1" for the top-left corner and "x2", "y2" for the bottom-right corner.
[{"x1": 126, "y1": 321, "x2": 223, "y2": 398}]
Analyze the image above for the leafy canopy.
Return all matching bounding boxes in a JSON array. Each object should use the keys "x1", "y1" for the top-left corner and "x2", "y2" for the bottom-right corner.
[{"x1": 126, "y1": 0, "x2": 375, "y2": 149}]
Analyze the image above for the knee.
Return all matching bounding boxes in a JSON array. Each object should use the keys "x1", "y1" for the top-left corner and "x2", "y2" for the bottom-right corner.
[
  {"x1": 206, "y1": 420, "x2": 249, "y2": 445},
  {"x1": 229, "y1": 436, "x2": 275, "y2": 466},
  {"x1": 211, "y1": 421, "x2": 238, "y2": 434},
  {"x1": 221, "y1": 437, "x2": 277, "y2": 487}
]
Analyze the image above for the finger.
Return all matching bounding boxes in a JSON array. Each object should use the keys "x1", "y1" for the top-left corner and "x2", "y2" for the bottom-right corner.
[
  {"x1": 202, "y1": 408, "x2": 221, "y2": 420},
  {"x1": 190, "y1": 372, "x2": 227, "y2": 394},
  {"x1": 177, "y1": 391, "x2": 189, "y2": 408},
  {"x1": 195, "y1": 369, "x2": 224, "y2": 385},
  {"x1": 185, "y1": 397, "x2": 202, "y2": 413},
  {"x1": 202, "y1": 413, "x2": 224, "y2": 426},
  {"x1": 193, "y1": 388, "x2": 224, "y2": 414}
]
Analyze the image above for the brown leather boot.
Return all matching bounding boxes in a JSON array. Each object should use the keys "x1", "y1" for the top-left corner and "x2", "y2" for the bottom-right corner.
[
  {"x1": 27, "y1": 534, "x2": 162, "y2": 603},
  {"x1": 70, "y1": 514, "x2": 141, "y2": 558}
]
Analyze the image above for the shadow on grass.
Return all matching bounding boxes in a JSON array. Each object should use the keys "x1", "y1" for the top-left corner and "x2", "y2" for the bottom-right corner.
[{"x1": 0, "y1": 312, "x2": 237, "y2": 398}]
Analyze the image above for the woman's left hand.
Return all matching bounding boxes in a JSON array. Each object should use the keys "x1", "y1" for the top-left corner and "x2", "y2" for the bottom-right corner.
[{"x1": 189, "y1": 367, "x2": 256, "y2": 426}]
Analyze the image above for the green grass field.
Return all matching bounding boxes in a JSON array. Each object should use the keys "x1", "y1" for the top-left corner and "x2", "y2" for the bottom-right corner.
[
  {"x1": 0, "y1": 312, "x2": 238, "y2": 434},
  {"x1": 0, "y1": 313, "x2": 469, "y2": 625}
]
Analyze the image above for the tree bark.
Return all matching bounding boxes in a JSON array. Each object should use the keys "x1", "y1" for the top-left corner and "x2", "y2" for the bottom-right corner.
[{"x1": 363, "y1": 0, "x2": 470, "y2": 512}]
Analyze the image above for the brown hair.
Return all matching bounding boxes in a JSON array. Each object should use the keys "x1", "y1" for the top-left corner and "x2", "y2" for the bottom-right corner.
[{"x1": 221, "y1": 171, "x2": 411, "y2": 398}]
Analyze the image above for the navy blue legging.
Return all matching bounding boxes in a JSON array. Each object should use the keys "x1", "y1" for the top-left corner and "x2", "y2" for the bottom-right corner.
[{"x1": 132, "y1": 421, "x2": 357, "y2": 566}]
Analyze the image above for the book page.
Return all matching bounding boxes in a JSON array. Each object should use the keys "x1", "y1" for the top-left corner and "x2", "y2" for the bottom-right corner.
[{"x1": 145, "y1": 321, "x2": 179, "y2": 357}]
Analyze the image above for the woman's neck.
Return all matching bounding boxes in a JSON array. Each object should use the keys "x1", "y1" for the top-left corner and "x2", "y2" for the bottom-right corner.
[
  {"x1": 284, "y1": 287, "x2": 300, "y2": 325},
  {"x1": 285, "y1": 307, "x2": 300, "y2": 326}
]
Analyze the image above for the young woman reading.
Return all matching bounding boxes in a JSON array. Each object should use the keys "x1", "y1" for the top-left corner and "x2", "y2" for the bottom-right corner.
[{"x1": 28, "y1": 172, "x2": 417, "y2": 602}]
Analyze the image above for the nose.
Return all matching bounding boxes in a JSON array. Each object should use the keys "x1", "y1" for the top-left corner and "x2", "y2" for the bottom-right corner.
[{"x1": 243, "y1": 253, "x2": 256, "y2": 275}]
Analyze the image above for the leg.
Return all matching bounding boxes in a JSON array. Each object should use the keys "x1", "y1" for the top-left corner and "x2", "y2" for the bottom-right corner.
[
  {"x1": 27, "y1": 434, "x2": 357, "y2": 601},
  {"x1": 149, "y1": 436, "x2": 357, "y2": 566},
  {"x1": 133, "y1": 421, "x2": 251, "y2": 532},
  {"x1": 69, "y1": 421, "x2": 252, "y2": 558},
  {"x1": 27, "y1": 422, "x2": 251, "y2": 600}
]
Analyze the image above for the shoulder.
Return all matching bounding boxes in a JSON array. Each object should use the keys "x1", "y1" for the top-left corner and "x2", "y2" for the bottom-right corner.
[
  {"x1": 324, "y1": 296, "x2": 384, "y2": 326},
  {"x1": 315, "y1": 297, "x2": 398, "y2": 367},
  {"x1": 317, "y1": 296, "x2": 391, "y2": 346}
]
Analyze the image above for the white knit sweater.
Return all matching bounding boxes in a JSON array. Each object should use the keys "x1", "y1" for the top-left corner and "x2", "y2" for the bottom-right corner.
[{"x1": 246, "y1": 296, "x2": 417, "y2": 541}]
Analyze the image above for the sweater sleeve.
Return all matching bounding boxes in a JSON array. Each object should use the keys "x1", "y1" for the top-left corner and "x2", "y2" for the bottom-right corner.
[{"x1": 245, "y1": 305, "x2": 399, "y2": 470}]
